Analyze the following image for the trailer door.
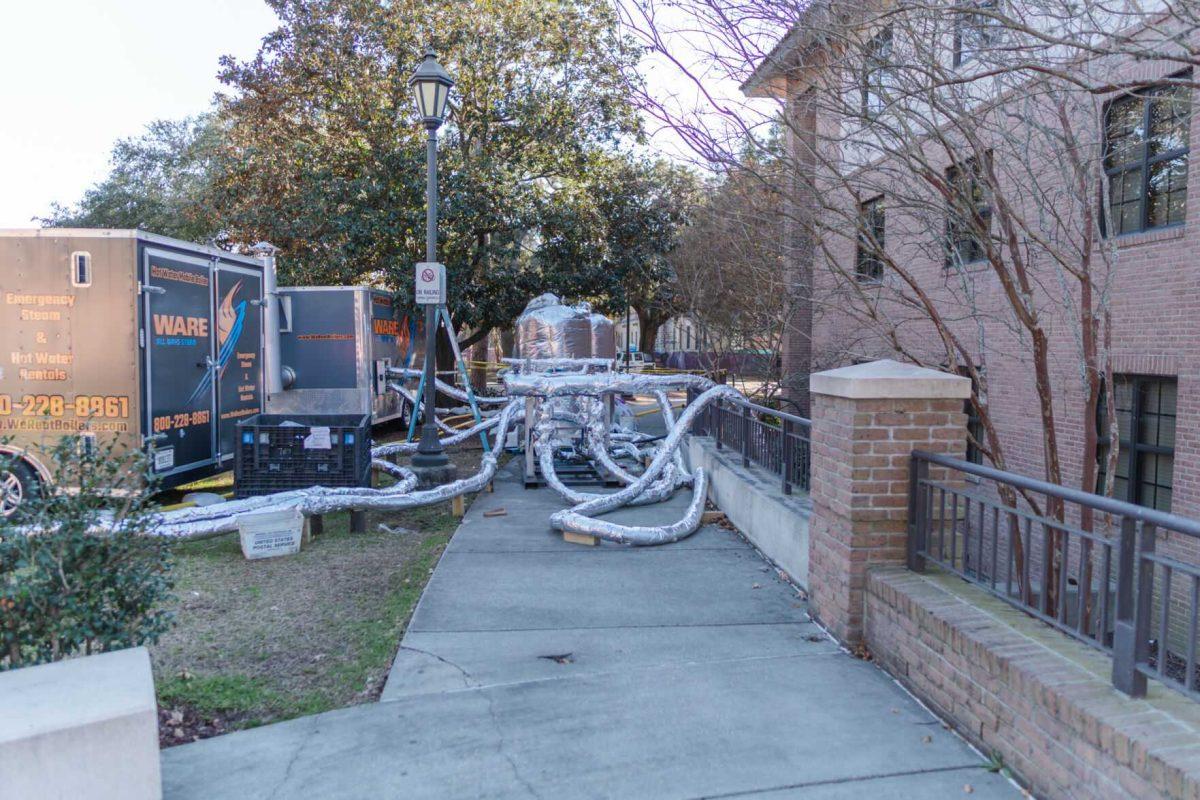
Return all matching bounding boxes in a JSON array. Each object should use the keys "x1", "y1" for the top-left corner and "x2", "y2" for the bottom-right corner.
[
  {"x1": 142, "y1": 249, "x2": 217, "y2": 476},
  {"x1": 213, "y1": 265, "x2": 263, "y2": 463}
]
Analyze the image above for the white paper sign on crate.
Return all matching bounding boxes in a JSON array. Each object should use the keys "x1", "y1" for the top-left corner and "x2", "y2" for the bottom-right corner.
[
  {"x1": 303, "y1": 426, "x2": 332, "y2": 449},
  {"x1": 237, "y1": 508, "x2": 305, "y2": 560}
]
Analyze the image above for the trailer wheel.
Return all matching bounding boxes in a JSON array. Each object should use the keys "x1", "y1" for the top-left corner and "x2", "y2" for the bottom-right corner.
[{"x1": 0, "y1": 460, "x2": 39, "y2": 519}]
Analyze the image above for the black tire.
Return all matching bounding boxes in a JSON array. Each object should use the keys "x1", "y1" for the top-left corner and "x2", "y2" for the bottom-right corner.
[{"x1": 0, "y1": 460, "x2": 40, "y2": 520}]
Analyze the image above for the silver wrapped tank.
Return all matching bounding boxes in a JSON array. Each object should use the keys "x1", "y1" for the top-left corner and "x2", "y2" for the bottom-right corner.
[
  {"x1": 515, "y1": 293, "x2": 593, "y2": 359},
  {"x1": 588, "y1": 312, "x2": 616, "y2": 358}
]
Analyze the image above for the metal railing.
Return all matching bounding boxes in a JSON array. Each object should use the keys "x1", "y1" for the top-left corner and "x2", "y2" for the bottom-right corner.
[
  {"x1": 686, "y1": 389, "x2": 811, "y2": 494},
  {"x1": 909, "y1": 450, "x2": 1200, "y2": 701}
]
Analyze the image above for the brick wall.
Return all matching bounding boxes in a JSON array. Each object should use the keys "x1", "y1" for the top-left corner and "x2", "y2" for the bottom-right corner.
[
  {"x1": 867, "y1": 568, "x2": 1200, "y2": 799},
  {"x1": 766, "y1": 18, "x2": 1200, "y2": 529},
  {"x1": 808, "y1": 362, "x2": 968, "y2": 643},
  {"x1": 802, "y1": 360, "x2": 1200, "y2": 798},
  {"x1": 810, "y1": 204, "x2": 1200, "y2": 522}
]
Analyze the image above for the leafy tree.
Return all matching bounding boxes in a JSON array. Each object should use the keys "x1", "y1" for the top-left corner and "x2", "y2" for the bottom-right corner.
[
  {"x1": 41, "y1": 116, "x2": 223, "y2": 243},
  {"x1": 0, "y1": 438, "x2": 173, "y2": 670},
  {"x1": 577, "y1": 155, "x2": 701, "y2": 352},
  {"x1": 43, "y1": 1, "x2": 701, "y2": 351},
  {"x1": 208, "y1": 0, "x2": 644, "y2": 347}
]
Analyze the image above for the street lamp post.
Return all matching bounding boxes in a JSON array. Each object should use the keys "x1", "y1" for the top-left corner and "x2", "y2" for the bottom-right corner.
[{"x1": 409, "y1": 49, "x2": 456, "y2": 484}]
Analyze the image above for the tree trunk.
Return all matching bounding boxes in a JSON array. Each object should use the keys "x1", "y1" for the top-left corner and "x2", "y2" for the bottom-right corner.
[
  {"x1": 468, "y1": 340, "x2": 488, "y2": 392},
  {"x1": 635, "y1": 306, "x2": 666, "y2": 358},
  {"x1": 456, "y1": 324, "x2": 491, "y2": 351},
  {"x1": 499, "y1": 327, "x2": 516, "y2": 358}
]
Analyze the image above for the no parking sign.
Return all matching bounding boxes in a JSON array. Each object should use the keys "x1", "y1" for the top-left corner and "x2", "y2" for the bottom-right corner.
[{"x1": 414, "y1": 262, "x2": 446, "y2": 304}]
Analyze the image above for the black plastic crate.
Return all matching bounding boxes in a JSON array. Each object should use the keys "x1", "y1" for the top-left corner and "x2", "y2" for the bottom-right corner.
[{"x1": 235, "y1": 414, "x2": 372, "y2": 498}]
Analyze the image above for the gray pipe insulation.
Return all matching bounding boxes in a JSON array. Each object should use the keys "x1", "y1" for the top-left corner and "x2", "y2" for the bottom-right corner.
[
  {"x1": 111, "y1": 401, "x2": 525, "y2": 539},
  {"x1": 23, "y1": 364, "x2": 741, "y2": 547}
]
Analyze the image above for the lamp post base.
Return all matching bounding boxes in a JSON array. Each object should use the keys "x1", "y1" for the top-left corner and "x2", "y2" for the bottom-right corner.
[
  {"x1": 409, "y1": 458, "x2": 458, "y2": 489},
  {"x1": 411, "y1": 415, "x2": 456, "y2": 487}
]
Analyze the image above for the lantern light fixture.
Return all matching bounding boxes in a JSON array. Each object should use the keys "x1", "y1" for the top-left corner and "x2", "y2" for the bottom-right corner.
[{"x1": 408, "y1": 48, "x2": 454, "y2": 128}]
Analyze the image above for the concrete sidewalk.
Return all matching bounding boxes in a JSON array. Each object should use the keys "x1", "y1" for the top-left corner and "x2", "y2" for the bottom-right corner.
[{"x1": 162, "y1": 461, "x2": 1019, "y2": 799}]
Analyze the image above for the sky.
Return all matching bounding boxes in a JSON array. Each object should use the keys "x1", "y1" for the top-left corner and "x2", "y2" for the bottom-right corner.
[
  {"x1": 0, "y1": 0, "x2": 774, "y2": 229},
  {"x1": 618, "y1": 0, "x2": 777, "y2": 169},
  {"x1": 0, "y1": 0, "x2": 279, "y2": 228}
]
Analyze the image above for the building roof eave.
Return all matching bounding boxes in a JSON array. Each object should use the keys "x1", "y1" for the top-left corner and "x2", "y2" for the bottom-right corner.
[{"x1": 740, "y1": 3, "x2": 829, "y2": 98}]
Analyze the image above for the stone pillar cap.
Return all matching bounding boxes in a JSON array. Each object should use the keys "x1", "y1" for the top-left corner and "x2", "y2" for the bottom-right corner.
[
  {"x1": 0, "y1": 646, "x2": 155, "y2": 743},
  {"x1": 810, "y1": 359, "x2": 970, "y2": 400}
]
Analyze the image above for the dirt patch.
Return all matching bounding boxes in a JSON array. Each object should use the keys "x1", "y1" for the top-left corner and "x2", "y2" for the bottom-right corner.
[
  {"x1": 158, "y1": 704, "x2": 230, "y2": 747},
  {"x1": 152, "y1": 446, "x2": 486, "y2": 746}
]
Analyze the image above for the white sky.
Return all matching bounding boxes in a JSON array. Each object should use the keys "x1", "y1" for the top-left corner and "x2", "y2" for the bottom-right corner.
[
  {"x1": 0, "y1": 0, "x2": 279, "y2": 228},
  {"x1": 0, "y1": 0, "x2": 772, "y2": 229},
  {"x1": 620, "y1": 0, "x2": 778, "y2": 170}
]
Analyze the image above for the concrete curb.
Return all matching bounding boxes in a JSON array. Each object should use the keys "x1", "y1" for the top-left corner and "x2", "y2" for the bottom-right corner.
[{"x1": 687, "y1": 435, "x2": 812, "y2": 588}]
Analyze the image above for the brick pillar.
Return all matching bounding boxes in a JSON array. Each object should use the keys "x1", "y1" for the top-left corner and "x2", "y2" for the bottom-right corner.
[{"x1": 807, "y1": 360, "x2": 970, "y2": 645}]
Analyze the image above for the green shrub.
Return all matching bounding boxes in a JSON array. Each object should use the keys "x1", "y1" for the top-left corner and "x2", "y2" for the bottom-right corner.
[{"x1": 0, "y1": 437, "x2": 174, "y2": 670}]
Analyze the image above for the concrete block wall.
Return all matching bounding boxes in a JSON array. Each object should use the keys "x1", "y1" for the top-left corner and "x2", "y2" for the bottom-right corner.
[
  {"x1": 0, "y1": 646, "x2": 162, "y2": 799},
  {"x1": 689, "y1": 436, "x2": 811, "y2": 586}
]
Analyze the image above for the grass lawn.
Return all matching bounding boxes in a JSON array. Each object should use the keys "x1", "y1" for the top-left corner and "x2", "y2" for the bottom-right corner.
[{"x1": 152, "y1": 447, "x2": 485, "y2": 746}]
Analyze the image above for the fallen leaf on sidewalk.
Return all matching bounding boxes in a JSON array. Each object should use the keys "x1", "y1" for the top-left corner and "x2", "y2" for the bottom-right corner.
[{"x1": 538, "y1": 653, "x2": 574, "y2": 664}]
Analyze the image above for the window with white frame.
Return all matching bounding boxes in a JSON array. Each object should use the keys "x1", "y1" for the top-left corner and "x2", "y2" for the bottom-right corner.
[
  {"x1": 70, "y1": 251, "x2": 92, "y2": 287},
  {"x1": 953, "y1": 0, "x2": 1001, "y2": 68},
  {"x1": 861, "y1": 26, "x2": 894, "y2": 119}
]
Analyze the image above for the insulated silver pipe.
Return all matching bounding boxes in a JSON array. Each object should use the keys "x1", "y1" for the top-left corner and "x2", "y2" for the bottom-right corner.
[
  {"x1": 371, "y1": 412, "x2": 503, "y2": 457},
  {"x1": 387, "y1": 383, "x2": 500, "y2": 429},
  {"x1": 536, "y1": 437, "x2": 679, "y2": 508},
  {"x1": 553, "y1": 469, "x2": 709, "y2": 546},
  {"x1": 252, "y1": 242, "x2": 285, "y2": 398},
  {"x1": 388, "y1": 368, "x2": 510, "y2": 404},
  {"x1": 117, "y1": 401, "x2": 522, "y2": 539},
  {"x1": 532, "y1": 386, "x2": 730, "y2": 545},
  {"x1": 30, "y1": 368, "x2": 740, "y2": 549},
  {"x1": 549, "y1": 384, "x2": 739, "y2": 521},
  {"x1": 654, "y1": 390, "x2": 690, "y2": 478},
  {"x1": 503, "y1": 371, "x2": 715, "y2": 399}
]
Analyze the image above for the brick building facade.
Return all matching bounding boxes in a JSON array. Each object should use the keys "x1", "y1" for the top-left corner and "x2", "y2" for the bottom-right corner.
[{"x1": 743, "y1": 6, "x2": 1199, "y2": 520}]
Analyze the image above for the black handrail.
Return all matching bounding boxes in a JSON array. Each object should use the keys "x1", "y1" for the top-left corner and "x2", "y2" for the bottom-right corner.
[
  {"x1": 732, "y1": 398, "x2": 811, "y2": 427},
  {"x1": 686, "y1": 389, "x2": 812, "y2": 494},
  {"x1": 911, "y1": 449, "x2": 1200, "y2": 703},
  {"x1": 913, "y1": 450, "x2": 1200, "y2": 539}
]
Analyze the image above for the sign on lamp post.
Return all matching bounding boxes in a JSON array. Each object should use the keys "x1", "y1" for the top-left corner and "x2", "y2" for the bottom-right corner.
[{"x1": 415, "y1": 262, "x2": 446, "y2": 305}]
